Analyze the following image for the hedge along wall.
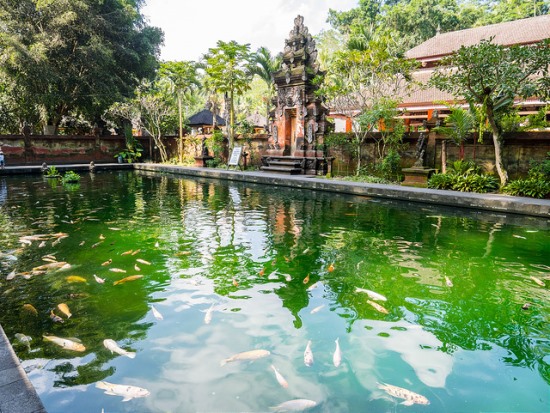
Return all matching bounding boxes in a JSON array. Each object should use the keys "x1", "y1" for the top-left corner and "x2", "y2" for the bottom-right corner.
[{"x1": 328, "y1": 131, "x2": 550, "y2": 179}]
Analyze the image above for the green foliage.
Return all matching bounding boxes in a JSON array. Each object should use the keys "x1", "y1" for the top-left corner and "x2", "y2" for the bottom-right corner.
[
  {"x1": 524, "y1": 106, "x2": 549, "y2": 130},
  {"x1": 0, "y1": 0, "x2": 163, "y2": 132},
  {"x1": 338, "y1": 174, "x2": 392, "y2": 185},
  {"x1": 44, "y1": 166, "x2": 60, "y2": 177},
  {"x1": 447, "y1": 160, "x2": 481, "y2": 176},
  {"x1": 204, "y1": 41, "x2": 253, "y2": 147},
  {"x1": 428, "y1": 172, "x2": 498, "y2": 193},
  {"x1": 374, "y1": 150, "x2": 402, "y2": 181},
  {"x1": 206, "y1": 129, "x2": 225, "y2": 159},
  {"x1": 61, "y1": 171, "x2": 81, "y2": 184},
  {"x1": 434, "y1": 107, "x2": 475, "y2": 146},
  {"x1": 502, "y1": 178, "x2": 550, "y2": 199},
  {"x1": 430, "y1": 38, "x2": 550, "y2": 185},
  {"x1": 498, "y1": 110, "x2": 522, "y2": 133},
  {"x1": 428, "y1": 173, "x2": 456, "y2": 190}
]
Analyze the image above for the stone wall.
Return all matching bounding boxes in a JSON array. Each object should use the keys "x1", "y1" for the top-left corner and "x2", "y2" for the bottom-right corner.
[{"x1": 329, "y1": 131, "x2": 550, "y2": 178}]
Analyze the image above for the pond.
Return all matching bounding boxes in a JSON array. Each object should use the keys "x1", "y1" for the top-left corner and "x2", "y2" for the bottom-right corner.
[{"x1": 0, "y1": 171, "x2": 548, "y2": 413}]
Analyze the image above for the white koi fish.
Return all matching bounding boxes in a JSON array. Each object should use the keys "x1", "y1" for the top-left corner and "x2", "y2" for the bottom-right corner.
[
  {"x1": 530, "y1": 276, "x2": 545, "y2": 287},
  {"x1": 304, "y1": 340, "x2": 314, "y2": 366},
  {"x1": 136, "y1": 258, "x2": 151, "y2": 265},
  {"x1": 103, "y1": 339, "x2": 136, "y2": 359},
  {"x1": 151, "y1": 305, "x2": 163, "y2": 320},
  {"x1": 93, "y1": 274, "x2": 105, "y2": 284},
  {"x1": 310, "y1": 304, "x2": 325, "y2": 314},
  {"x1": 270, "y1": 364, "x2": 289, "y2": 388},
  {"x1": 367, "y1": 300, "x2": 389, "y2": 314},
  {"x1": 333, "y1": 338, "x2": 342, "y2": 367},
  {"x1": 95, "y1": 381, "x2": 149, "y2": 402},
  {"x1": 270, "y1": 399, "x2": 317, "y2": 412},
  {"x1": 377, "y1": 382, "x2": 430, "y2": 406},
  {"x1": 15, "y1": 333, "x2": 32, "y2": 351},
  {"x1": 43, "y1": 335, "x2": 85, "y2": 352},
  {"x1": 355, "y1": 287, "x2": 387, "y2": 301},
  {"x1": 445, "y1": 276, "x2": 453, "y2": 287},
  {"x1": 204, "y1": 304, "x2": 214, "y2": 324},
  {"x1": 220, "y1": 349, "x2": 270, "y2": 366}
]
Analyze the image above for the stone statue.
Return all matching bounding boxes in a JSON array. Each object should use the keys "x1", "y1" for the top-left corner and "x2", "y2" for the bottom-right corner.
[{"x1": 413, "y1": 133, "x2": 427, "y2": 168}]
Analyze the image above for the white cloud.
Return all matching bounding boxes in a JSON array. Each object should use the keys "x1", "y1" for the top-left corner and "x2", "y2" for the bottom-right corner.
[{"x1": 142, "y1": 0, "x2": 357, "y2": 61}]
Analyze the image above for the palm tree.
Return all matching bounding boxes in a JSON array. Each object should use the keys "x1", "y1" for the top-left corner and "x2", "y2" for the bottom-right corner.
[{"x1": 249, "y1": 47, "x2": 282, "y2": 131}]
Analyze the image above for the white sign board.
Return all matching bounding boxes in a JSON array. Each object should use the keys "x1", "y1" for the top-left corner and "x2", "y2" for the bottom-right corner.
[{"x1": 228, "y1": 146, "x2": 243, "y2": 166}]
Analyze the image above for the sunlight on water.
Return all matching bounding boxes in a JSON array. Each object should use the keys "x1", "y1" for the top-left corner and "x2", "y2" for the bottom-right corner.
[{"x1": 0, "y1": 171, "x2": 548, "y2": 413}]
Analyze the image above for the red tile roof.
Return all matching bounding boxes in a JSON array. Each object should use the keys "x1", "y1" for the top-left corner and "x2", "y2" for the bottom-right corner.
[{"x1": 406, "y1": 15, "x2": 550, "y2": 60}]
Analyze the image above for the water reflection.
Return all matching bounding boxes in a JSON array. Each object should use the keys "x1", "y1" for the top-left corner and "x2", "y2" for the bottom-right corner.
[{"x1": 0, "y1": 171, "x2": 548, "y2": 412}]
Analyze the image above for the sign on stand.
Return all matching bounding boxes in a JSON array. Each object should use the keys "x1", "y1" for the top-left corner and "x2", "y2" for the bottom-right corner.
[{"x1": 227, "y1": 146, "x2": 243, "y2": 170}]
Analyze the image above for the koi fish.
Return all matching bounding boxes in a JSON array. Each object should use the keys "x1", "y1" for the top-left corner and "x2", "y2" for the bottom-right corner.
[
  {"x1": 66, "y1": 275, "x2": 87, "y2": 283},
  {"x1": 103, "y1": 339, "x2": 136, "y2": 359},
  {"x1": 377, "y1": 382, "x2": 430, "y2": 406},
  {"x1": 367, "y1": 300, "x2": 389, "y2": 314},
  {"x1": 38, "y1": 241, "x2": 47, "y2": 248},
  {"x1": 22, "y1": 304, "x2": 38, "y2": 316},
  {"x1": 109, "y1": 268, "x2": 126, "y2": 273},
  {"x1": 333, "y1": 338, "x2": 342, "y2": 367},
  {"x1": 79, "y1": 241, "x2": 85, "y2": 246},
  {"x1": 530, "y1": 276, "x2": 545, "y2": 287},
  {"x1": 259, "y1": 268, "x2": 265, "y2": 276},
  {"x1": 327, "y1": 263, "x2": 335, "y2": 272},
  {"x1": 270, "y1": 399, "x2": 317, "y2": 412},
  {"x1": 43, "y1": 335, "x2": 85, "y2": 352},
  {"x1": 136, "y1": 259, "x2": 151, "y2": 265},
  {"x1": 220, "y1": 349, "x2": 270, "y2": 366},
  {"x1": 113, "y1": 275, "x2": 143, "y2": 285},
  {"x1": 32, "y1": 262, "x2": 70, "y2": 272},
  {"x1": 445, "y1": 276, "x2": 453, "y2": 287},
  {"x1": 93, "y1": 274, "x2": 105, "y2": 284},
  {"x1": 121, "y1": 250, "x2": 133, "y2": 256},
  {"x1": 270, "y1": 364, "x2": 289, "y2": 388},
  {"x1": 134, "y1": 264, "x2": 141, "y2": 272},
  {"x1": 50, "y1": 310, "x2": 64, "y2": 323},
  {"x1": 355, "y1": 288, "x2": 387, "y2": 301},
  {"x1": 101, "y1": 259, "x2": 112, "y2": 266},
  {"x1": 131, "y1": 249, "x2": 141, "y2": 256},
  {"x1": 232, "y1": 278, "x2": 239, "y2": 287},
  {"x1": 310, "y1": 304, "x2": 325, "y2": 314},
  {"x1": 304, "y1": 340, "x2": 314, "y2": 366},
  {"x1": 204, "y1": 304, "x2": 214, "y2": 324},
  {"x1": 303, "y1": 274, "x2": 310, "y2": 284},
  {"x1": 95, "y1": 381, "x2": 149, "y2": 402},
  {"x1": 99, "y1": 234, "x2": 105, "y2": 240},
  {"x1": 57, "y1": 303, "x2": 72, "y2": 318},
  {"x1": 151, "y1": 305, "x2": 163, "y2": 320},
  {"x1": 15, "y1": 333, "x2": 32, "y2": 351},
  {"x1": 6, "y1": 270, "x2": 16, "y2": 281},
  {"x1": 91, "y1": 241, "x2": 103, "y2": 248}
]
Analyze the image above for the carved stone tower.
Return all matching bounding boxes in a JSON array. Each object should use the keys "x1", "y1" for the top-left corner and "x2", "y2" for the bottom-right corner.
[{"x1": 271, "y1": 15, "x2": 328, "y2": 157}]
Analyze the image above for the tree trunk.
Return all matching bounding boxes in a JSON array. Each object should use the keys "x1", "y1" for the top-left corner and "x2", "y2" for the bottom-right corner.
[
  {"x1": 229, "y1": 90, "x2": 234, "y2": 149},
  {"x1": 441, "y1": 140, "x2": 447, "y2": 174},
  {"x1": 178, "y1": 94, "x2": 183, "y2": 164},
  {"x1": 485, "y1": 104, "x2": 508, "y2": 185}
]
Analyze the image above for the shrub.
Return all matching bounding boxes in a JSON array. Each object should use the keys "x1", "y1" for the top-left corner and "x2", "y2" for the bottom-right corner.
[
  {"x1": 446, "y1": 159, "x2": 481, "y2": 176},
  {"x1": 452, "y1": 174, "x2": 498, "y2": 193},
  {"x1": 428, "y1": 173, "x2": 456, "y2": 190},
  {"x1": 61, "y1": 171, "x2": 81, "y2": 184},
  {"x1": 503, "y1": 178, "x2": 550, "y2": 199},
  {"x1": 375, "y1": 150, "x2": 401, "y2": 181}
]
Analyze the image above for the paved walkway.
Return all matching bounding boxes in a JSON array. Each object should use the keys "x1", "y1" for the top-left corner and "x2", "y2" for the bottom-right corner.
[{"x1": 0, "y1": 326, "x2": 45, "y2": 413}]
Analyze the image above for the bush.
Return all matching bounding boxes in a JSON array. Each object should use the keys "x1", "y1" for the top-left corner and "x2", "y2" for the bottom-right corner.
[
  {"x1": 446, "y1": 159, "x2": 481, "y2": 176},
  {"x1": 61, "y1": 171, "x2": 81, "y2": 184},
  {"x1": 429, "y1": 172, "x2": 498, "y2": 193},
  {"x1": 452, "y1": 174, "x2": 499, "y2": 193},
  {"x1": 428, "y1": 173, "x2": 456, "y2": 190},
  {"x1": 375, "y1": 150, "x2": 401, "y2": 181},
  {"x1": 503, "y1": 178, "x2": 550, "y2": 199}
]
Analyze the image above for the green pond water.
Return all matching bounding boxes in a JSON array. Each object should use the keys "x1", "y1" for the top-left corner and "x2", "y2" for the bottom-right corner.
[{"x1": 0, "y1": 171, "x2": 549, "y2": 413}]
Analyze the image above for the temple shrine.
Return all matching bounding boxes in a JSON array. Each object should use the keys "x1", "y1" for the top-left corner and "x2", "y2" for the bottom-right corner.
[{"x1": 261, "y1": 15, "x2": 331, "y2": 175}]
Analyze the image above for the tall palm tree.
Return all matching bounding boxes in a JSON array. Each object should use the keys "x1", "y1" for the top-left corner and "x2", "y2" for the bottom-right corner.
[{"x1": 249, "y1": 47, "x2": 282, "y2": 131}]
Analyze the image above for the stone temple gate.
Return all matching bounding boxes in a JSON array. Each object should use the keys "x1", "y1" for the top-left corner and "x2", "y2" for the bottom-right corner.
[{"x1": 261, "y1": 15, "x2": 331, "y2": 175}]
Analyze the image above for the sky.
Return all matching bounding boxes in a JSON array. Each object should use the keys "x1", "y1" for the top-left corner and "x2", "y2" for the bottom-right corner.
[{"x1": 142, "y1": 0, "x2": 358, "y2": 62}]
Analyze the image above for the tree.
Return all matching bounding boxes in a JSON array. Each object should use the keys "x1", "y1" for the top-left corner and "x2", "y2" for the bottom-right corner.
[
  {"x1": 249, "y1": 47, "x2": 281, "y2": 131},
  {"x1": 0, "y1": 0, "x2": 163, "y2": 133},
  {"x1": 319, "y1": 33, "x2": 417, "y2": 174},
  {"x1": 203, "y1": 40, "x2": 253, "y2": 148},
  {"x1": 430, "y1": 39, "x2": 550, "y2": 185},
  {"x1": 158, "y1": 61, "x2": 201, "y2": 163},
  {"x1": 434, "y1": 107, "x2": 476, "y2": 164}
]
